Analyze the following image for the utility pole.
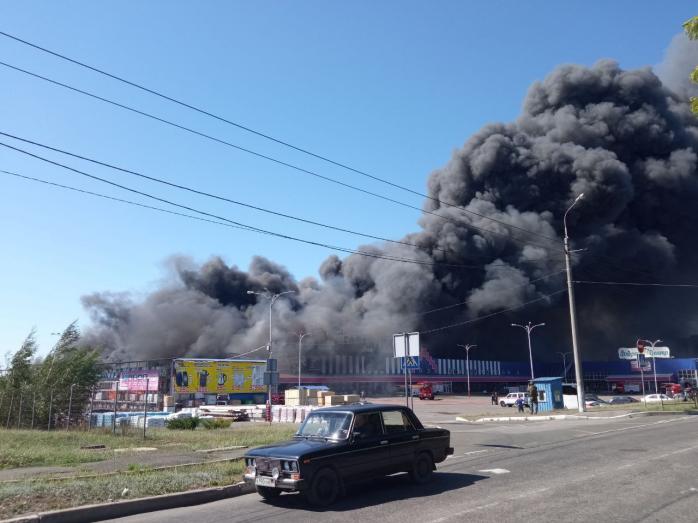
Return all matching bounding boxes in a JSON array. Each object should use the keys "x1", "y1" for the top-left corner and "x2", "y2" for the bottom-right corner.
[
  {"x1": 556, "y1": 352, "x2": 571, "y2": 381},
  {"x1": 297, "y1": 331, "x2": 309, "y2": 402},
  {"x1": 564, "y1": 192, "x2": 586, "y2": 413},
  {"x1": 456, "y1": 344, "x2": 477, "y2": 397},
  {"x1": 247, "y1": 289, "x2": 295, "y2": 421},
  {"x1": 511, "y1": 322, "x2": 545, "y2": 380}
]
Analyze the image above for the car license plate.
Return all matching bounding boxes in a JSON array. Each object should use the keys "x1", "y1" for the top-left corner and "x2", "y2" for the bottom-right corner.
[{"x1": 255, "y1": 476, "x2": 275, "y2": 487}]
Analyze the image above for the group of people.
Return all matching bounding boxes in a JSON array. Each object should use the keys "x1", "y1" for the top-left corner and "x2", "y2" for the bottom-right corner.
[{"x1": 490, "y1": 383, "x2": 540, "y2": 414}]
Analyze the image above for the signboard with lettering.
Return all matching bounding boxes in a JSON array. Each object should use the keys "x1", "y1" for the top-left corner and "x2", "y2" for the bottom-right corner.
[
  {"x1": 618, "y1": 347, "x2": 671, "y2": 359},
  {"x1": 119, "y1": 370, "x2": 159, "y2": 392}
]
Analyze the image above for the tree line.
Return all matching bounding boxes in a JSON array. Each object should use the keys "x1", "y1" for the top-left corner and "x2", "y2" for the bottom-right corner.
[{"x1": 0, "y1": 322, "x2": 101, "y2": 430}]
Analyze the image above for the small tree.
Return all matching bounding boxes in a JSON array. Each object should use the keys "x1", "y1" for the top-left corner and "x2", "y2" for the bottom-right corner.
[{"x1": 683, "y1": 16, "x2": 698, "y2": 114}]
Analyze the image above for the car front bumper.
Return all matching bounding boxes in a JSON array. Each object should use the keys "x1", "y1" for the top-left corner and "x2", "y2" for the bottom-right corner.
[{"x1": 244, "y1": 473, "x2": 306, "y2": 491}]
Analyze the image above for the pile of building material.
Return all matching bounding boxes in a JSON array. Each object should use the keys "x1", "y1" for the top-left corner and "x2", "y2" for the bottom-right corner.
[
  {"x1": 323, "y1": 394, "x2": 361, "y2": 406},
  {"x1": 198, "y1": 405, "x2": 250, "y2": 421},
  {"x1": 284, "y1": 388, "x2": 307, "y2": 406}
]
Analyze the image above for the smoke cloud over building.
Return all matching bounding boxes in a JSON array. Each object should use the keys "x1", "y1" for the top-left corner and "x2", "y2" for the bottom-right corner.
[{"x1": 82, "y1": 59, "x2": 698, "y2": 364}]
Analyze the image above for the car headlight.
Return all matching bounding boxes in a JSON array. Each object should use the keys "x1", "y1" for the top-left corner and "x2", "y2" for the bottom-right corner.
[
  {"x1": 282, "y1": 461, "x2": 290, "y2": 471},
  {"x1": 271, "y1": 467, "x2": 280, "y2": 480}
]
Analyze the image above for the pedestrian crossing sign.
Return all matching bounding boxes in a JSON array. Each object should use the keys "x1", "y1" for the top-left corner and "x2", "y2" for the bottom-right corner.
[{"x1": 402, "y1": 356, "x2": 420, "y2": 369}]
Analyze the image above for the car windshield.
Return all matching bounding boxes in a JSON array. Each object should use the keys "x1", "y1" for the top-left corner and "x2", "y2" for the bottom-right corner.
[{"x1": 296, "y1": 412, "x2": 352, "y2": 440}]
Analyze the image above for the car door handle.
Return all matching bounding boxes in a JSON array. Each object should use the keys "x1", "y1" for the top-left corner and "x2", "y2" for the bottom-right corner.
[
  {"x1": 411, "y1": 435, "x2": 419, "y2": 440},
  {"x1": 380, "y1": 440, "x2": 388, "y2": 445}
]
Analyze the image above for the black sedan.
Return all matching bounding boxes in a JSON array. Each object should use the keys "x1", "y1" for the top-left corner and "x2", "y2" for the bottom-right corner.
[{"x1": 243, "y1": 403, "x2": 453, "y2": 505}]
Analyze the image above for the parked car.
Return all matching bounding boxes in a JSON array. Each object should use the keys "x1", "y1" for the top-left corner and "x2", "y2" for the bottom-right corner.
[
  {"x1": 643, "y1": 394, "x2": 672, "y2": 403},
  {"x1": 243, "y1": 404, "x2": 453, "y2": 506},
  {"x1": 584, "y1": 393, "x2": 607, "y2": 403},
  {"x1": 607, "y1": 396, "x2": 638, "y2": 404},
  {"x1": 500, "y1": 392, "x2": 530, "y2": 407}
]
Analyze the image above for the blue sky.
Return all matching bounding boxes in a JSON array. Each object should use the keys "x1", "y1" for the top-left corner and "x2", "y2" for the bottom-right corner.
[{"x1": 0, "y1": 1, "x2": 695, "y2": 358}]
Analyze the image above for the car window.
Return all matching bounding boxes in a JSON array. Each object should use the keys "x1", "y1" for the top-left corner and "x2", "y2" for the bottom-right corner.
[
  {"x1": 381, "y1": 410, "x2": 415, "y2": 434},
  {"x1": 352, "y1": 412, "x2": 383, "y2": 439}
]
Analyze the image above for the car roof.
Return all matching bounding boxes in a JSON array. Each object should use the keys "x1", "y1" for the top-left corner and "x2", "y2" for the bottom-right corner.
[{"x1": 313, "y1": 403, "x2": 410, "y2": 414}]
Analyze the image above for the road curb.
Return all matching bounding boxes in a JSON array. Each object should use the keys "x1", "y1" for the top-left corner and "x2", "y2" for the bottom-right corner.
[
  {"x1": 1, "y1": 481, "x2": 254, "y2": 523},
  {"x1": 455, "y1": 410, "x2": 697, "y2": 423}
]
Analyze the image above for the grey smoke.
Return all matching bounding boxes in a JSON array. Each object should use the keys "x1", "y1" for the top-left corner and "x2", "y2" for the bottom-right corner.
[
  {"x1": 655, "y1": 32, "x2": 698, "y2": 100},
  {"x1": 82, "y1": 59, "x2": 698, "y2": 364}
]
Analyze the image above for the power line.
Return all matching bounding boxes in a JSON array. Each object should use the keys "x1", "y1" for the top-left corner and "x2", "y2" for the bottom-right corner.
[
  {"x1": 417, "y1": 270, "x2": 567, "y2": 317},
  {"x1": 0, "y1": 168, "x2": 253, "y2": 232},
  {"x1": 0, "y1": 146, "x2": 508, "y2": 270},
  {"x1": 0, "y1": 60, "x2": 567, "y2": 255},
  {"x1": 0, "y1": 30, "x2": 563, "y2": 246},
  {"x1": 420, "y1": 289, "x2": 568, "y2": 334},
  {"x1": 0, "y1": 130, "x2": 527, "y2": 266},
  {"x1": 572, "y1": 280, "x2": 698, "y2": 288}
]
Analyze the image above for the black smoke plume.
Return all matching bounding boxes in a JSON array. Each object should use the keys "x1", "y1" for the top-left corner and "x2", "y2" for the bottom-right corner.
[{"x1": 82, "y1": 59, "x2": 698, "y2": 364}]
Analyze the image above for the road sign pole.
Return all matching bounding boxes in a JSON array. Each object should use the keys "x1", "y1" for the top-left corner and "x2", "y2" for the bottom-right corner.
[{"x1": 404, "y1": 334, "x2": 409, "y2": 407}]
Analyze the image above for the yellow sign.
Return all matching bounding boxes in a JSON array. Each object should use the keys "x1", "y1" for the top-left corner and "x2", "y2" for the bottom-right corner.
[{"x1": 173, "y1": 359, "x2": 266, "y2": 394}]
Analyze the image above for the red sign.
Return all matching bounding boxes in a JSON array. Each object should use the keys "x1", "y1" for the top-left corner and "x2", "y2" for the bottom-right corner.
[{"x1": 636, "y1": 339, "x2": 646, "y2": 354}]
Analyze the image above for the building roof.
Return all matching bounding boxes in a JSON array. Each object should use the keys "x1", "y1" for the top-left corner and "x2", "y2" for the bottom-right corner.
[{"x1": 531, "y1": 377, "x2": 563, "y2": 382}]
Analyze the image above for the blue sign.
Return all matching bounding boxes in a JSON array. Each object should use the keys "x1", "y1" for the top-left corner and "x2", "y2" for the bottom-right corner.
[{"x1": 401, "y1": 356, "x2": 420, "y2": 370}]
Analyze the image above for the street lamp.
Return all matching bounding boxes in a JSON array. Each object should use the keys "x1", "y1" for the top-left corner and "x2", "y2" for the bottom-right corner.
[
  {"x1": 556, "y1": 351, "x2": 572, "y2": 381},
  {"x1": 642, "y1": 339, "x2": 663, "y2": 394},
  {"x1": 246, "y1": 289, "x2": 296, "y2": 416},
  {"x1": 511, "y1": 322, "x2": 545, "y2": 380},
  {"x1": 297, "y1": 331, "x2": 310, "y2": 399},
  {"x1": 564, "y1": 192, "x2": 586, "y2": 413},
  {"x1": 456, "y1": 344, "x2": 477, "y2": 397}
]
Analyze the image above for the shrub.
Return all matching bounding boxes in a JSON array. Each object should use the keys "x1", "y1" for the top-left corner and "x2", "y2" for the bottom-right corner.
[
  {"x1": 200, "y1": 418, "x2": 232, "y2": 430},
  {"x1": 165, "y1": 417, "x2": 200, "y2": 430}
]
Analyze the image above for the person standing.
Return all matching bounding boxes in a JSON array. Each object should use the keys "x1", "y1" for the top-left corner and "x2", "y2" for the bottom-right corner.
[
  {"x1": 528, "y1": 382, "x2": 539, "y2": 414},
  {"x1": 516, "y1": 396, "x2": 524, "y2": 413},
  {"x1": 491, "y1": 391, "x2": 497, "y2": 405}
]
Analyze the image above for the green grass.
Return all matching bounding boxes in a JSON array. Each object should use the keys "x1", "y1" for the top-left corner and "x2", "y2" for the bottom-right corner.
[
  {"x1": 0, "y1": 460, "x2": 245, "y2": 518},
  {"x1": 0, "y1": 424, "x2": 297, "y2": 469}
]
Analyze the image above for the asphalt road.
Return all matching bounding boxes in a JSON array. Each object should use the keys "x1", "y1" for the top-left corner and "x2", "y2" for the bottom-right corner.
[{"x1": 106, "y1": 414, "x2": 698, "y2": 523}]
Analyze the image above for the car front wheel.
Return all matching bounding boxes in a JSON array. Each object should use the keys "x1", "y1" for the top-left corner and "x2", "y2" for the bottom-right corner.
[
  {"x1": 410, "y1": 452, "x2": 434, "y2": 484},
  {"x1": 500, "y1": 401, "x2": 506, "y2": 407},
  {"x1": 256, "y1": 485, "x2": 281, "y2": 500},
  {"x1": 306, "y1": 467, "x2": 340, "y2": 506}
]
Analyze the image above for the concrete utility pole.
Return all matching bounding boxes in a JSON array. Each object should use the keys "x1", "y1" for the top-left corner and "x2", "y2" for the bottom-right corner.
[
  {"x1": 456, "y1": 344, "x2": 477, "y2": 397},
  {"x1": 297, "y1": 331, "x2": 310, "y2": 399},
  {"x1": 564, "y1": 193, "x2": 586, "y2": 413},
  {"x1": 247, "y1": 289, "x2": 295, "y2": 419},
  {"x1": 511, "y1": 322, "x2": 544, "y2": 380},
  {"x1": 556, "y1": 351, "x2": 571, "y2": 381}
]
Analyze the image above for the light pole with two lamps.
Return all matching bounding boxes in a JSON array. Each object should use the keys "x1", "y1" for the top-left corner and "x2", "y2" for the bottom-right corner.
[
  {"x1": 511, "y1": 322, "x2": 545, "y2": 380},
  {"x1": 556, "y1": 351, "x2": 572, "y2": 381},
  {"x1": 641, "y1": 339, "x2": 663, "y2": 394},
  {"x1": 246, "y1": 289, "x2": 295, "y2": 419},
  {"x1": 456, "y1": 344, "x2": 477, "y2": 397}
]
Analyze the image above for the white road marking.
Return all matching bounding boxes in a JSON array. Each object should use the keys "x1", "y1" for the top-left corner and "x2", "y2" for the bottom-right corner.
[
  {"x1": 479, "y1": 468, "x2": 510, "y2": 474},
  {"x1": 463, "y1": 450, "x2": 488, "y2": 456}
]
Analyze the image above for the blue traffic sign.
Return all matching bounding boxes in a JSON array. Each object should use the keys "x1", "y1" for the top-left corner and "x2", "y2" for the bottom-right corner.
[{"x1": 401, "y1": 356, "x2": 420, "y2": 370}]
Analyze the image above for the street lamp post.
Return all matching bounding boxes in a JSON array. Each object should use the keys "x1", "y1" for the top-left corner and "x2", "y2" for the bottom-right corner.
[
  {"x1": 456, "y1": 344, "x2": 477, "y2": 397},
  {"x1": 556, "y1": 351, "x2": 572, "y2": 381},
  {"x1": 642, "y1": 339, "x2": 663, "y2": 394},
  {"x1": 247, "y1": 289, "x2": 295, "y2": 419},
  {"x1": 297, "y1": 331, "x2": 310, "y2": 401},
  {"x1": 564, "y1": 192, "x2": 586, "y2": 413},
  {"x1": 511, "y1": 322, "x2": 545, "y2": 380}
]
